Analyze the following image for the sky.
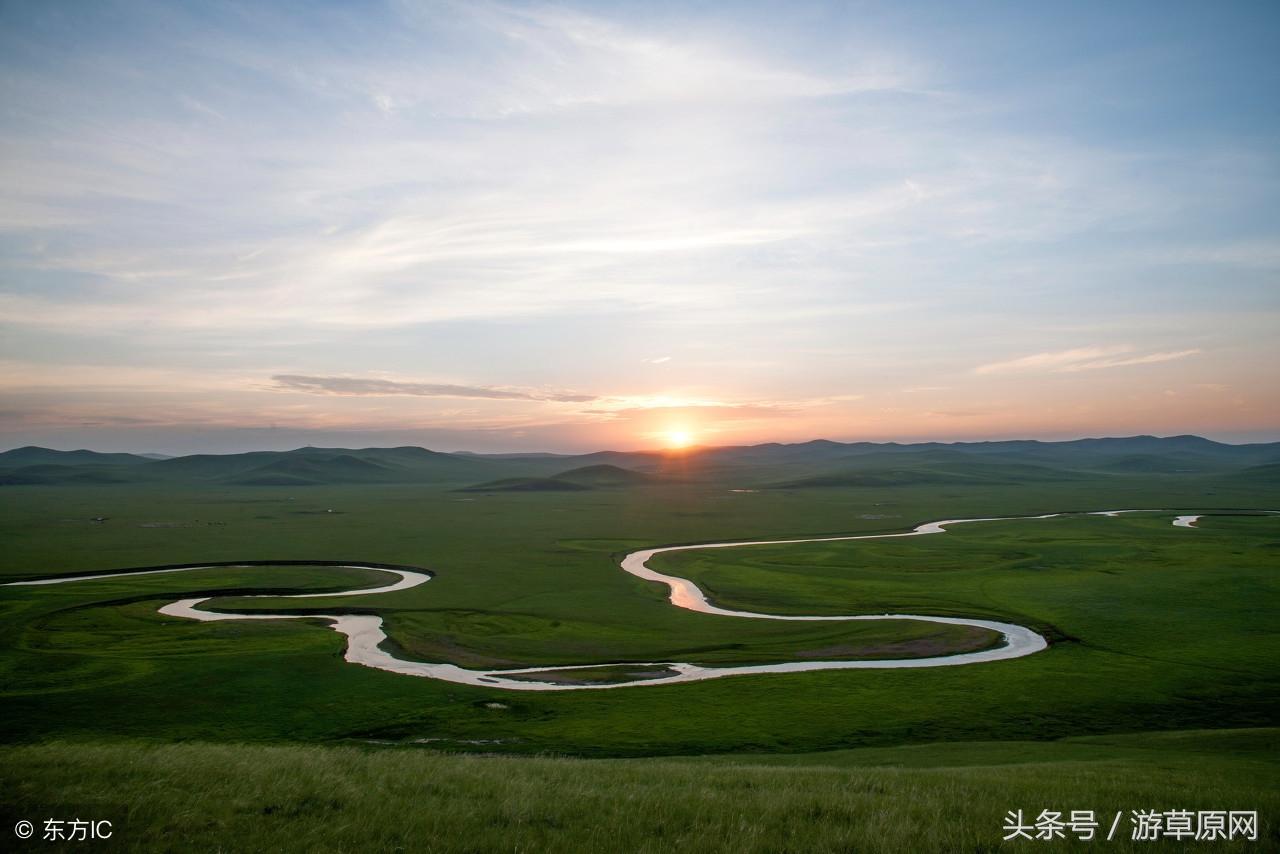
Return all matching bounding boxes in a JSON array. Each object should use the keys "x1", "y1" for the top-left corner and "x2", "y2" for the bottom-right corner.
[{"x1": 1, "y1": 0, "x2": 1278, "y2": 455}]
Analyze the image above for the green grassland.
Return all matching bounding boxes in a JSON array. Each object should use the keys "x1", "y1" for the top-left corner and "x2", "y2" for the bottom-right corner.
[
  {"x1": 1, "y1": 729, "x2": 1275, "y2": 852},
  {"x1": 1, "y1": 474, "x2": 1277, "y2": 754},
  {"x1": 0, "y1": 442, "x2": 1277, "y2": 850}
]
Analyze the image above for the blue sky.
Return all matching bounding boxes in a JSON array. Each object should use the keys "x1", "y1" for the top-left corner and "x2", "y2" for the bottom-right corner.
[{"x1": 1, "y1": 0, "x2": 1277, "y2": 453}]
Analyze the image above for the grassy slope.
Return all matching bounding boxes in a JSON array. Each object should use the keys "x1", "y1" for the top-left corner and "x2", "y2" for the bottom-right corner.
[{"x1": 1, "y1": 730, "x2": 1275, "y2": 852}]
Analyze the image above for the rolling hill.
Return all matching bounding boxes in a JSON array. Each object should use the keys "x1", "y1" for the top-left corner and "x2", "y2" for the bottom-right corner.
[
  {"x1": 1, "y1": 435, "x2": 1276, "y2": 488},
  {"x1": 0, "y1": 446, "x2": 155, "y2": 468},
  {"x1": 0, "y1": 463, "x2": 139, "y2": 486},
  {"x1": 549, "y1": 464, "x2": 658, "y2": 487},
  {"x1": 457, "y1": 477, "x2": 591, "y2": 493},
  {"x1": 458, "y1": 463, "x2": 656, "y2": 492}
]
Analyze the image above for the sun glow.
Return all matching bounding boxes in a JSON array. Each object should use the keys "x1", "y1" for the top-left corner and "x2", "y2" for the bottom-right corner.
[{"x1": 665, "y1": 429, "x2": 694, "y2": 449}]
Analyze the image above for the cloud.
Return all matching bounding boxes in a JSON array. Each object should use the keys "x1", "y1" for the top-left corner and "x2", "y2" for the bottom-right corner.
[
  {"x1": 2, "y1": 0, "x2": 1260, "y2": 347},
  {"x1": 1068, "y1": 349, "x2": 1202, "y2": 372},
  {"x1": 390, "y1": 1, "x2": 916, "y2": 117},
  {"x1": 578, "y1": 392, "x2": 810, "y2": 424},
  {"x1": 270, "y1": 374, "x2": 595, "y2": 403},
  {"x1": 974, "y1": 347, "x2": 1200, "y2": 375}
]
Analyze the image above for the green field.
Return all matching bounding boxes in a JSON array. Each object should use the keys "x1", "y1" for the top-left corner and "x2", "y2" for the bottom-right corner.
[
  {"x1": 1, "y1": 439, "x2": 1277, "y2": 850},
  {"x1": 2, "y1": 729, "x2": 1275, "y2": 852}
]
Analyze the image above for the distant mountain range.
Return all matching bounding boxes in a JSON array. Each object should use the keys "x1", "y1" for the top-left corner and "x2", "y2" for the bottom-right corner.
[{"x1": 1, "y1": 435, "x2": 1277, "y2": 490}]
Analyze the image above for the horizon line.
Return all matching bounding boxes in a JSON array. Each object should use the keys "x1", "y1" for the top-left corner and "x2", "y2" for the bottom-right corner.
[{"x1": 5, "y1": 431, "x2": 1279, "y2": 460}]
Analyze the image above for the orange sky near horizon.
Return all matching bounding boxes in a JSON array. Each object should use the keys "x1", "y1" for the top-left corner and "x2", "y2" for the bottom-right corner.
[{"x1": 2, "y1": 350, "x2": 1276, "y2": 454}]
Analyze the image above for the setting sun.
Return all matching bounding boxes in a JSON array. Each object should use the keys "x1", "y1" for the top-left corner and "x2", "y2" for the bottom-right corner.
[{"x1": 665, "y1": 429, "x2": 694, "y2": 449}]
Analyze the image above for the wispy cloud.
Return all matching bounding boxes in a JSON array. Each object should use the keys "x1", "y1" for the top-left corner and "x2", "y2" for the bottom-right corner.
[
  {"x1": 0, "y1": 0, "x2": 1199, "y2": 338},
  {"x1": 270, "y1": 374, "x2": 595, "y2": 403},
  {"x1": 390, "y1": 1, "x2": 917, "y2": 117},
  {"x1": 975, "y1": 347, "x2": 1201, "y2": 375}
]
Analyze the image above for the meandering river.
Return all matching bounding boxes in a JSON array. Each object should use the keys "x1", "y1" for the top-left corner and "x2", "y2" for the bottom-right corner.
[{"x1": 4, "y1": 510, "x2": 1228, "y2": 691}]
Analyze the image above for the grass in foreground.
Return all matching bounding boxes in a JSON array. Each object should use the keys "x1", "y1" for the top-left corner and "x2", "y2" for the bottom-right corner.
[{"x1": 1, "y1": 729, "x2": 1275, "y2": 852}]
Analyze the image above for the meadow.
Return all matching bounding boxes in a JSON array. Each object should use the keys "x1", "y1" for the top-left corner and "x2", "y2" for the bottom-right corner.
[
  {"x1": 0, "y1": 444, "x2": 1277, "y2": 850},
  {"x1": 1, "y1": 729, "x2": 1276, "y2": 852}
]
